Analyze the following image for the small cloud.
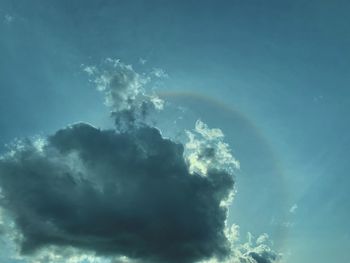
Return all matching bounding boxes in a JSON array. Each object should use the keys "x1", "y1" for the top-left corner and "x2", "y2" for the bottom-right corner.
[
  {"x1": 82, "y1": 65, "x2": 97, "y2": 76},
  {"x1": 148, "y1": 95, "x2": 164, "y2": 110},
  {"x1": 313, "y1": 95, "x2": 324, "y2": 102},
  {"x1": 289, "y1": 204, "x2": 298, "y2": 214},
  {"x1": 138, "y1": 58, "x2": 147, "y2": 65},
  {"x1": 151, "y1": 68, "x2": 168, "y2": 78},
  {"x1": 4, "y1": 14, "x2": 14, "y2": 24},
  {"x1": 256, "y1": 233, "x2": 270, "y2": 245}
]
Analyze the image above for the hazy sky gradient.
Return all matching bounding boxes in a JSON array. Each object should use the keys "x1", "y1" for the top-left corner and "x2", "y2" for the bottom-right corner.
[{"x1": 0, "y1": 1, "x2": 349, "y2": 262}]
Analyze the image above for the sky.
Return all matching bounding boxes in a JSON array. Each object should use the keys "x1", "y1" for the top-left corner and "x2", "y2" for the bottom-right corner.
[{"x1": 0, "y1": 0, "x2": 349, "y2": 262}]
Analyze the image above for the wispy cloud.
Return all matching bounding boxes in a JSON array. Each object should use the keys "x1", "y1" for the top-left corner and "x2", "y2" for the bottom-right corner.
[
  {"x1": 3, "y1": 14, "x2": 14, "y2": 24},
  {"x1": 289, "y1": 204, "x2": 298, "y2": 214}
]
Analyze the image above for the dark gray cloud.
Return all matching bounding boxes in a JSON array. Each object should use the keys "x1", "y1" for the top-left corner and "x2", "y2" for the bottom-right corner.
[
  {"x1": 0, "y1": 60, "x2": 280, "y2": 263},
  {"x1": 248, "y1": 251, "x2": 278, "y2": 263},
  {"x1": 0, "y1": 122, "x2": 234, "y2": 263}
]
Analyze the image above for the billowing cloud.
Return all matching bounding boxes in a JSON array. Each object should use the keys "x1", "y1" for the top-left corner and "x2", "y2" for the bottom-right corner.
[
  {"x1": 0, "y1": 122, "x2": 234, "y2": 263},
  {"x1": 0, "y1": 60, "x2": 279, "y2": 263}
]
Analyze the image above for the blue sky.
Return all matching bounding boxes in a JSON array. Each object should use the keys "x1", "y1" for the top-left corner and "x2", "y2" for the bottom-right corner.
[{"x1": 0, "y1": 1, "x2": 349, "y2": 262}]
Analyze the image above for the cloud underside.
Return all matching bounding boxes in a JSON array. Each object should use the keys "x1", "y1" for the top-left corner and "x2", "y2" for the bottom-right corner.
[{"x1": 0, "y1": 123, "x2": 233, "y2": 263}]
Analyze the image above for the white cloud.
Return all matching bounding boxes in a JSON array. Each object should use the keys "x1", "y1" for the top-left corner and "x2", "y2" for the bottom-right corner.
[
  {"x1": 4, "y1": 14, "x2": 14, "y2": 24},
  {"x1": 201, "y1": 226, "x2": 281, "y2": 263},
  {"x1": 185, "y1": 120, "x2": 240, "y2": 176},
  {"x1": 138, "y1": 58, "x2": 147, "y2": 65},
  {"x1": 83, "y1": 65, "x2": 97, "y2": 76},
  {"x1": 289, "y1": 204, "x2": 298, "y2": 214},
  {"x1": 151, "y1": 68, "x2": 168, "y2": 78},
  {"x1": 84, "y1": 59, "x2": 164, "y2": 125}
]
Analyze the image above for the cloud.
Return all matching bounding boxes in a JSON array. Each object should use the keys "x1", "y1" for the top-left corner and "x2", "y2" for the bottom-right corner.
[
  {"x1": 138, "y1": 58, "x2": 147, "y2": 65},
  {"x1": 0, "y1": 121, "x2": 235, "y2": 263},
  {"x1": 186, "y1": 120, "x2": 240, "y2": 177},
  {"x1": 83, "y1": 59, "x2": 164, "y2": 130},
  {"x1": 199, "y1": 226, "x2": 280, "y2": 263},
  {"x1": 228, "y1": 228, "x2": 280, "y2": 263},
  {"x1": 151, "y1": 68, "x2": 168, "y2": 79},
  {"x1": 289, "y1": 204, "x2": 298, "y2": 214},
  {"x1": 0, "y1": 59, "x2": 279, "y2": 263},
  {"x1": 4, "y1": 14, "x2": 14, "y2": 24}
]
